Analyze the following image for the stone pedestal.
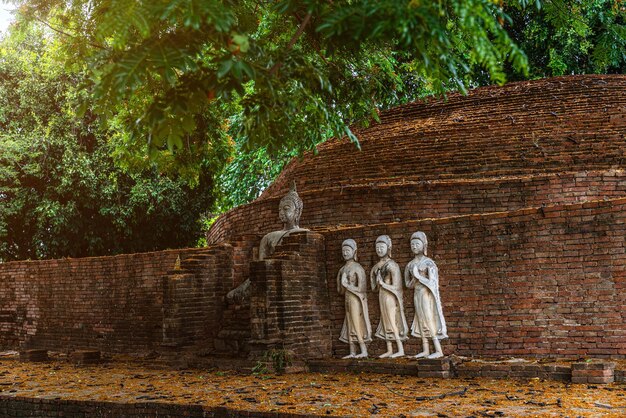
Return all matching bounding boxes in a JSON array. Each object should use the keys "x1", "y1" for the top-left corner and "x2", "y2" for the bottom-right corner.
[
  {"x1": 19, "y1": 349, "x2": 48, "y2": 362},
  {"x1": 249, "y1": 231, "x2": 332, "y2": 360},
  {"x1": 70, "y1": 350, "x2": 101, "y2": 365},
  {"x1": 416, "y1": 358, "x2": 451, "y2": 378},
  {"x1": 571, "y1": 361, "x2": 615, "y2": 384}
]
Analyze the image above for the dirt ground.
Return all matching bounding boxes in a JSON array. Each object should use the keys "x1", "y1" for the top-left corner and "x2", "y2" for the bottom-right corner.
[{"x1": 1, "y1": 356, "x2": 625, "y2": 417}]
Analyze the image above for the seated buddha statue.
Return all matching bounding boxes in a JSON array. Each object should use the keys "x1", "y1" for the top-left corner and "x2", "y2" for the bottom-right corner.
[{"x1": 226, "y1": 181, "x2": 308, "y2": 304}]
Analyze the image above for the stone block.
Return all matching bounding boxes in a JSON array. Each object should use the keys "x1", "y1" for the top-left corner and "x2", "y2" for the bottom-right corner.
[
  {"x1": 571, "y1": 361, "x2": 615, "y2": 371},
  {"x1": 19, "y1": 349, "x2": 48, "y2": 362},
  {"x1": 552, "y1": 373, "x2": 571, "y2": 382},
  {"x1": 586, "y1": 376, "x2": 614, "y2": 384},
  {"x1": 576, "y1": 369, "x2": 613, "y2": 378},
  {"x1": 418, "y1": 371, "x2": 450, "y2": 378},
  {"x1": 455, "y1": 366, "x2": 482, "y2": 378},
  {"x1": 416, "y1": 358, "x2": 450, "y2": 371},
  {"x1": 69, "y1": 350, "x2": 101, "y2": 365},
  {"x1": 482, "y1": 370, "x2": 510, "y2": 378}
]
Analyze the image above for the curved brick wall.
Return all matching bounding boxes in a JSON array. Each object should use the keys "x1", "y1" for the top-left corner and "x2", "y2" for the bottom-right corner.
[
  {"x1": 207, "y1": 169, "x2": 626, "y2": 243},
  {"x1": 264, "y1": 75, "x2": 626, "y2": 197},
  {"x1": 204, "y1": 75, "x2": 626, "y2": 359},
  {"x1": 207, "y1": 75, "x2": 626, "y2": 244},
  {"x1": 324, "y1": 197, "x2": 626, "y2": 358}
]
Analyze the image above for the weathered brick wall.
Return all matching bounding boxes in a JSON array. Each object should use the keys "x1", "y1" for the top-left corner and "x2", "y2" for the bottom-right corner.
[
  {"x1": 249, "y1": 231, "x2": 332, "y2": 359},
  {"x1": 324, "y1": 198, "x2": 626, "y2": 358},
  {"x1": 207, "y1": 170, "x2": 626, "y2": 244},
  {"x1": 0, "y1": 247, "x2": 221, "y2": 353},
  {"x1": 0, "y1": 396, "x2": 317, "y2": 418},
  {"x1": 162, "y1": 245, "x2": 234, "y2": 348},
  {"x1": 264, "y1": 75, "x2": 626, "y2": 198}
]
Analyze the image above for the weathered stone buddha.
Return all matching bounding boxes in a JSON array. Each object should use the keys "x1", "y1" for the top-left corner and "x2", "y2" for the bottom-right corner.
[
  {"x1": 258, "y1": 181, "x2": 308, "y2": 260},
  {"x1": 370, "y1": 235, "x2": 408, "y2": 358},
  {"x1": 226, "y1": 182, "x2": 308, "y2": 304}
]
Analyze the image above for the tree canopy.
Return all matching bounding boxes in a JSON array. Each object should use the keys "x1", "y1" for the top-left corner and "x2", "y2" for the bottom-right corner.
[
  {"x1": 0, "y1": 27, "x2": 216, "y2": 261},
  {"x1": 8, "y1": 1, "x2": 532, "y2": 168}
]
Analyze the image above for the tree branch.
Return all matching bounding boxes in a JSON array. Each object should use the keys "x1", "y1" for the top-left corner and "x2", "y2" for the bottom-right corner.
[
  {"x1": 32, "y1": 16, "x2": 107, "y2": 51},
  {"x1": 269, "y1": 12, "x2": 312, "y2": 76}
]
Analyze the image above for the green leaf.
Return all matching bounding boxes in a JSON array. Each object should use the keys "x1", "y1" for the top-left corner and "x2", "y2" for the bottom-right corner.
[{"x1": 217, "y1": 60, "x2": 233, "y2": 79}]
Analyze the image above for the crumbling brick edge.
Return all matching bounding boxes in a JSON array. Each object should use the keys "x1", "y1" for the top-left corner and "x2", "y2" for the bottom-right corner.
[
  {"x1": 0, "y1": 396, "x2": 333, "y2": 418},
  {"x1": 307, "y1": 359, "x2": 625, "y2": 384}
]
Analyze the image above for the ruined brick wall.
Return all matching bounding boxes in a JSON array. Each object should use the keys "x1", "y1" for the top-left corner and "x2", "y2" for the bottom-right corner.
[
  {"x1": 207, "y1": 76, "x2": 626, "y2": 245},
  {"x1": 207, "y1": 170, "x2": 626, "y2": 244},
  {"x1": 162, "y1": 245, "x2": 234, "y2": 349},
  {"x1": 264, "y1": 75, "x2": 626, "y2": 197},
  {"x1": 0, "y1": 247, "x2": 222, "y2": 353},
  {"x1": 0, "y1": 396, "x2": 300, "y2": 418},
  {"x1": 324, "y1": 198, "x2": 626, "y2": 359},
  {"x1": 249, "y1": 232, "x2": 332, "y2": 359}
]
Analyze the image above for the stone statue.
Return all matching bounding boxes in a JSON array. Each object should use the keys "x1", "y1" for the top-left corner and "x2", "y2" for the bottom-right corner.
[
  {"x1": 337, "y1": 239, "x2": 371, "y2": 359},
  {"x1": 370, "y1": 235, "x2": 408, "y2": 358},
  {"x1": 226, "y1": 181, "x2": 308, "y2": 304},
  {"x1": 258, "y1": 181, "x2": 308, "y2": 260},
  {"x1": 404, "y1": 231, "x2": 447, "y2": 359}
]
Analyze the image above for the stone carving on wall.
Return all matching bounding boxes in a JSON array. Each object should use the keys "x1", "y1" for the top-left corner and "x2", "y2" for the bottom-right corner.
[
  {"x1": 370, "y1": 235, "x2": 408, "y2": 358},
  {"x1": 337, "y1": 239, "x2": 371, "y2": 358},
  {"x1": 226, "y1": 181, "x2": 308, "y2": 304},
  {"x1": 405, "y1": 231, "x2": 447, "y2": 359}
]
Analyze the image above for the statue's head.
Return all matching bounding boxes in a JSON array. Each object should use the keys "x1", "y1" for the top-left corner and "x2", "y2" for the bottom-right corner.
[
  {"x1": 341, "y1": 239, "x2": 357, "y2": 261},
  {"x1": 278, "y1": 181, "x2": 303, "y2": 229},
  {"x1": 410, "y1": 231, "x2": 428, "y2": 255},
  {"x1": 375, "y1": 235, "x2": 392, "y2": 258}
]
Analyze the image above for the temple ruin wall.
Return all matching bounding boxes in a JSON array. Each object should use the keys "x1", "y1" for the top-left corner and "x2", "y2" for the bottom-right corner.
[
  {"x1": 207, "y1": 170, "x2": 626, "y2": 244},
  {"x1": 324, "y1": 198, "x2": 626, "y2": 358},
  {"x1": 0, "y1": 198, "x2": 623, "y2": 358},
  {"x1": 0, "y1": 248, "x2": 216, "y2": 353}
]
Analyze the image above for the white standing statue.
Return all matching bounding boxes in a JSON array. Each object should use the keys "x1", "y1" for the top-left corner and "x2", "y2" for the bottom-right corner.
[
  {"x1": 370, "y1": 235, "x2": 409, "y2": 358},
  {"x1": 337, "y1": 239, "x2": 372, "y2": 359},
  {"x1": 405, "y1": 231, "x2": 447, "y2": 359}
]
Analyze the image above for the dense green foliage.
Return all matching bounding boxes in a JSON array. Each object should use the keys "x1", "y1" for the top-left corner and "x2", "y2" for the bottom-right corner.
[
  {"x1": 0, "y1": 29, "x2": 216, "y2": 261},
  {"x1": 505, "y1": 0, "x2": 626, "y2": 79},
  {"x1": 10, "y1": 0, "x2": 529, "y2": 165}
]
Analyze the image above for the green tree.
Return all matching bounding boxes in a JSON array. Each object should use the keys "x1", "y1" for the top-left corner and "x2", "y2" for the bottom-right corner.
[
  {"x1": 504, "y1": 0, "x2": 626, "y2": 79},
  {"x1": 0, "y1": 27, "x2": 218, "y2": 261},
  {"x1": 9, "y1": 0, "x2": 530, "y2": 166}
]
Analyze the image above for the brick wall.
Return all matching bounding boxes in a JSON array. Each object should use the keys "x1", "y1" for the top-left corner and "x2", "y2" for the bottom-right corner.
[
  {"x1": 324, "y1": 197, "x2": 626, "y2": 358},
  {"x1": 207, "y1": 170, "x2": 626, "y2": 244},
  {"x1": 249, "y1": 231, "x2": 332, "y2": 359},
  {"x1": 0, "y1": 396, "x2": 318, "y2": 418},
  {"x1": 1, "y1": 198, "x2": 624, "y2": 359},
  {"x1": 162, "y1": 245, "x2": 234, "y2": 348},
  {"x1": 0, "y1": 247, "x2": 222, "y2": 353},
  {"x1": 263, "y1": 75, "x2": 626, "y2": 199}
]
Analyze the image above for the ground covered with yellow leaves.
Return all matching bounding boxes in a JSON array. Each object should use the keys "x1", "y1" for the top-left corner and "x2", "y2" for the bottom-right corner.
[{"x1": 1, "y1": 357, "x2": 625, "y2": 417}]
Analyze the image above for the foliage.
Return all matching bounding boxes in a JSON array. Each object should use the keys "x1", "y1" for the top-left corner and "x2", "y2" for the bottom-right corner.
[
  {"x1": 5, "y1": 0, "x2": 626, "y2": 242},
  {"x1": 8, "y1": 0, "x2": 529, "y2": 167},
  {"x1": 0, "y1": 27, "x2": 216, "y2": 261},
  {"x1": 214, "y1": 143, "x2": 298, "y2": 213},
  {"x1": 504, "y1": 0, "x2": 626, "y2": 79},
  {"x1": 252, "y1": 348, "x2": 292, "y2": 375}
]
